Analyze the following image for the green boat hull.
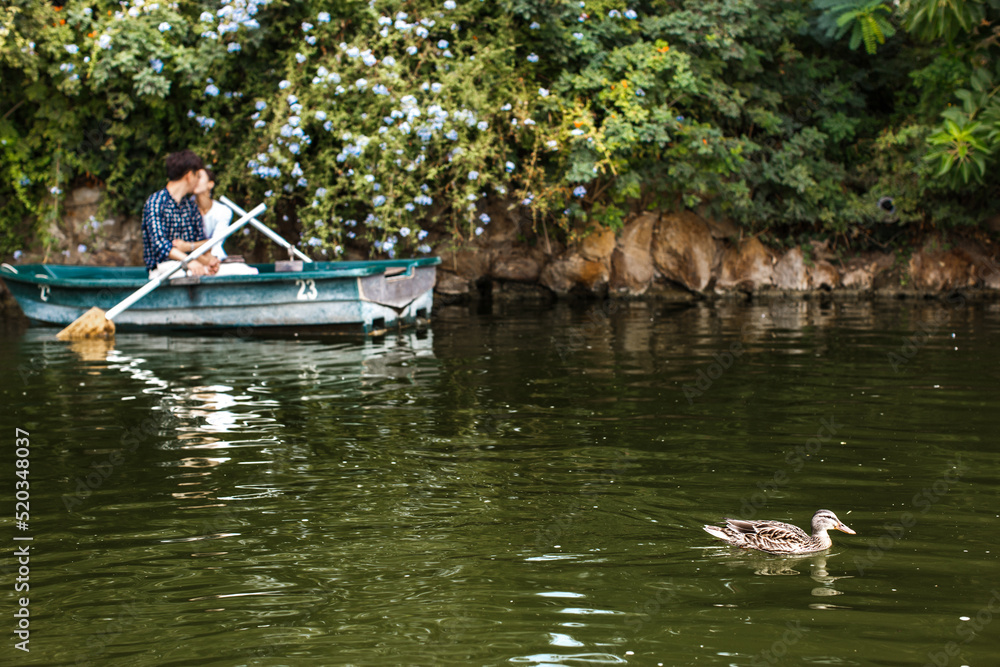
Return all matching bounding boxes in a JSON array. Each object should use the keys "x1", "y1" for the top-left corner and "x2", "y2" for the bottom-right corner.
[{"x1": 1, "y1": 259, "x2": 439, "y2": 334}]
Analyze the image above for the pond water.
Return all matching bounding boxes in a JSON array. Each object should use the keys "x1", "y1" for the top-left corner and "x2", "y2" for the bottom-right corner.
[{"x1": 2, "y1": 297, "x2": 999, "y2": 667}]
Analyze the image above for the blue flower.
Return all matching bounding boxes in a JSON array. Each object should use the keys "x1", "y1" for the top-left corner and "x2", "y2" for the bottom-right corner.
[
  {"x1": 315, "y1": 110, "x2": 327, "y2": 121},
  {"x1": 302, "y1": 22, "x2": 313, "y2": 32},
  {"x1": 13, "y1": 250, "x2": 22, "y2": 260},
  {"x1": 355, "y1": 78, "x2": 368, "y2": 90},
  {"x1": 199, "y1": 11, "x2": 214, "y2": 22},
  {"x1": 527, "y1": 53, "x2": 538, "y2": 63},
  {"x1": 306, "y1": 35, "x2": 317, "y2": 46},
  {"x1": 256, "y1": 100, "x2": 267, "y2": 111},
  {"x1": 479, "y1": 213, "x2": 490, "y2": 224},
  {"x1": 530, "y1": 22, "x2": 540, "y2": 29},
  {"x1": 289, "y1": 143, "x2": 300, "y2": 154},
  {"x1": 505, "y1": 161, "x2": 515, "y2": 173},
  {"x1": 477, "y1": 121, "x2": 488, "y2": 131},
  {"x1": 406, "y1": 45, "x2": 418, "y2": 56},
  {"x1": 438, "y1": 40, "x2": 449, "y2": 49},
  {"x1": 468, "y1": 170, "x2": 479, "y2": 180},
  {"x1": 228, "y1": 43, "x2": 242, "y2": 53},
  {"x1": 318, "y1": 12, "x2": 331, "y2": 22},
  {"x1": 475, "y1": 227, "x2": 484, "y2": 236},
  {"x1": 539, "y1": 88, "x2": 549, "y2": 97},
  {"x1": 573, "y1": 185, "x2": 586, "y2": 197},
  {"x1": 296, "y1": 52, "x2": 307, "y2": 64},
  {"x1": 279, "y1": 80, "x2": 291, "y2": 89},
  {"x1": 77, "y1": 244, "x2": 87, "y2": 253},
  {"x1": 205, "y1": 84, "x2": 220, "y2": 97},
  {"x1": 417, "y1": 230, "x2": 429, "y2": 240},
  {"x1": 254, "y1": 120, "x2": 266, "y2": 129},
  {"x1": 323, "y1": 120, "x2": 333, "y2": 131},
  {"x1": 625, "y1": 9, "x2": 638, "y2": 19},
  {"x1": 65, "y1": 44, "x2": 78, "y2": 55},
  {"x1": 373, "y1": 195, "x2": 386, "y2": 207},
  {"x1": 149, "y1": 58, "x2": 164, "y2": 73},
  {"x1": 608, "y1": 9, "x2": 621, "y2": 18},
  {"x1": 158, "y1": 22, "x2": 171, "y2": 32},
  {"x1": 573, "y1": 32, "x2": 584, "y2": 40},
  {"x1": 307, "y1": 237, "x2": 322, "y2": 247},
  {"x1": 444, "y1": 0, "x2": 456, "y2": 9},
  {"x1": 399, "y1": 227, "x2": 411, "y2": 237}
]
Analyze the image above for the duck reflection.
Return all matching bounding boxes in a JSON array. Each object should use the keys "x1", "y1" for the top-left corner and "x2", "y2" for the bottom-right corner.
[{"x1": 718, "y1": 550, "x2": 853, "y2": 601}]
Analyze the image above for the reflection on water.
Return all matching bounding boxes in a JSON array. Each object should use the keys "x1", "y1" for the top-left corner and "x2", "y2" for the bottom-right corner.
[{"x1": 2, "y1": 299, "x2": 1000, "y2": 666}]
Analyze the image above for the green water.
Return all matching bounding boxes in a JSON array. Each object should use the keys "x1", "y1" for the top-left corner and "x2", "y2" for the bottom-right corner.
[{"x1": 2, "y1": 298, "x2": 999, "y2": 667}]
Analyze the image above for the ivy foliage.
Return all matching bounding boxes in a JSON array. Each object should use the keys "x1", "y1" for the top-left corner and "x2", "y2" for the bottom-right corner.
[{"x1": 1, "y1": 0, "x2": 999, "y2": 261}]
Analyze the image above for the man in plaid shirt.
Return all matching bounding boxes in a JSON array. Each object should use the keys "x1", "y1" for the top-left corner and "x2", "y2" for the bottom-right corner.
[{"x1": 141, "y1": 150, "x2": 220, "y2": 278}]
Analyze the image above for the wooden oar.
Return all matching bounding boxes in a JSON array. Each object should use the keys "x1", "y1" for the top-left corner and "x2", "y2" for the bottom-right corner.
[
  {"x1": 220, "y1": 196, "x2": 313, "y2": 262},
  {"x1": 56, "y1": 202, "x2": 266, "y2": 341}
]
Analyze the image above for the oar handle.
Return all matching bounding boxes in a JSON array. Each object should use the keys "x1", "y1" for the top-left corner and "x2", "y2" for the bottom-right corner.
[
  {"x1": 105, "y1": 202, "x2": 266, "y2": 321},
  {"x1": 220, "y1": 196, "x2": 314, "y2": 263}
]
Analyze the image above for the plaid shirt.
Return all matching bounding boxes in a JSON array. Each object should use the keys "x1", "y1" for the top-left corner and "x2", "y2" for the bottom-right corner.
[{"x1": 141, "y1": 188, "x2": 207, "y2": 270}]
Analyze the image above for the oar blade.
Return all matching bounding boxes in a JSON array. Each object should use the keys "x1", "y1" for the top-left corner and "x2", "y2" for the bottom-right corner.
[{"x1": 56, "y1": 306, "x2": 116, "y2": 341}]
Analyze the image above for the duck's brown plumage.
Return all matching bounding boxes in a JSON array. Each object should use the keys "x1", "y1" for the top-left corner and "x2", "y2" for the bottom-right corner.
[{"x1": 703, "y1": 509, "x2": 856, "y2": 555}]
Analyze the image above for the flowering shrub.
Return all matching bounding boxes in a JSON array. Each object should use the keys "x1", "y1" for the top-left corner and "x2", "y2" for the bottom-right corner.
[
  {"x1": 1, "y1": 0, "x2": 998, "y2": 260},
  {"x1": 237, "y1": 0, "x2": 527, "y2": 257}
]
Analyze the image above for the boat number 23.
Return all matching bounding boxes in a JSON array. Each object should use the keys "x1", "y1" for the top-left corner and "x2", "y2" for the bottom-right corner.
[{"x1": 295, "y1": 279, "x2": 318, "y2": 300}]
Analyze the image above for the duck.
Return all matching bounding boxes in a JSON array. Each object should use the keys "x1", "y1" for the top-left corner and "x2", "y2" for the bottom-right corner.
[{"x1": 703, "y1": 509, "x2": 856, "y2": 555}]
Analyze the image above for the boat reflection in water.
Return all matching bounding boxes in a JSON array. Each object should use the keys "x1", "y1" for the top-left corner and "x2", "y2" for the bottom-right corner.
[{"x1": 93, "y1": 330, "x2": 435, "y2": 523}]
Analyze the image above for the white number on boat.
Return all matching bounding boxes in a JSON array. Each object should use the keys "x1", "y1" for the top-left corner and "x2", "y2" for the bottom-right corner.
[
  {"x1": 295, "y1": 279, "x2": 318, "y2": 300},
  {"x1": 39, "y1": 285, "x2": 50, "y2": 302}
]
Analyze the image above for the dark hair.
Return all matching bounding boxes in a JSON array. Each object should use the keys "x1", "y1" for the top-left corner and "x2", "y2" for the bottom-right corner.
[
  {"x1": 165, "y1": 150, "x2": 204, "y2": 181},
  {"x1": 203, "y1": 168, "x2": 216, "y2": 183}
]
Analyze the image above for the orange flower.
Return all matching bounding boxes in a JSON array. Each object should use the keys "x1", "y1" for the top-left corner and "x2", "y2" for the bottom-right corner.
[
  {"x1": 53, "y1": 5, "x2": 61, "y2": 11},
  {"x1": 88, "y1": 31, "x2": 97, "y2": 38},
  {"x1": 702, "y1": 138, "x2": 708, "y2": 145},
  {"x1": 60, "y1": 19, "x2": 66, "y2": 25},
  {"x1": 658, "y1": 46, "x2": 669, "y2": 53},
  {"x1": 574, "y1": 121, "x2": 583, "y2": 128}
]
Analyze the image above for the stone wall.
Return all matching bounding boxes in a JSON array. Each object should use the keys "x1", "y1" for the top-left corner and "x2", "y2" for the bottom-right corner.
[
  {"x1": 5, "y1": 188, "x2": 1000, "y2": 317},
  {"x1": 436, "y1": 209, "x2": 1000, "y2": 301}
]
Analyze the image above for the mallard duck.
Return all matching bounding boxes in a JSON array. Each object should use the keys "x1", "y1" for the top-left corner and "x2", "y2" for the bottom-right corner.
[{"x1": 703, "y1": 509, "x2": 856, "y2": 555}]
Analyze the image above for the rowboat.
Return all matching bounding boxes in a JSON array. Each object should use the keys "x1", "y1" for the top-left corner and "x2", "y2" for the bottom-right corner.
[{"x1": 1, "y1": 258, "x2": 439, "y2": 334}]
